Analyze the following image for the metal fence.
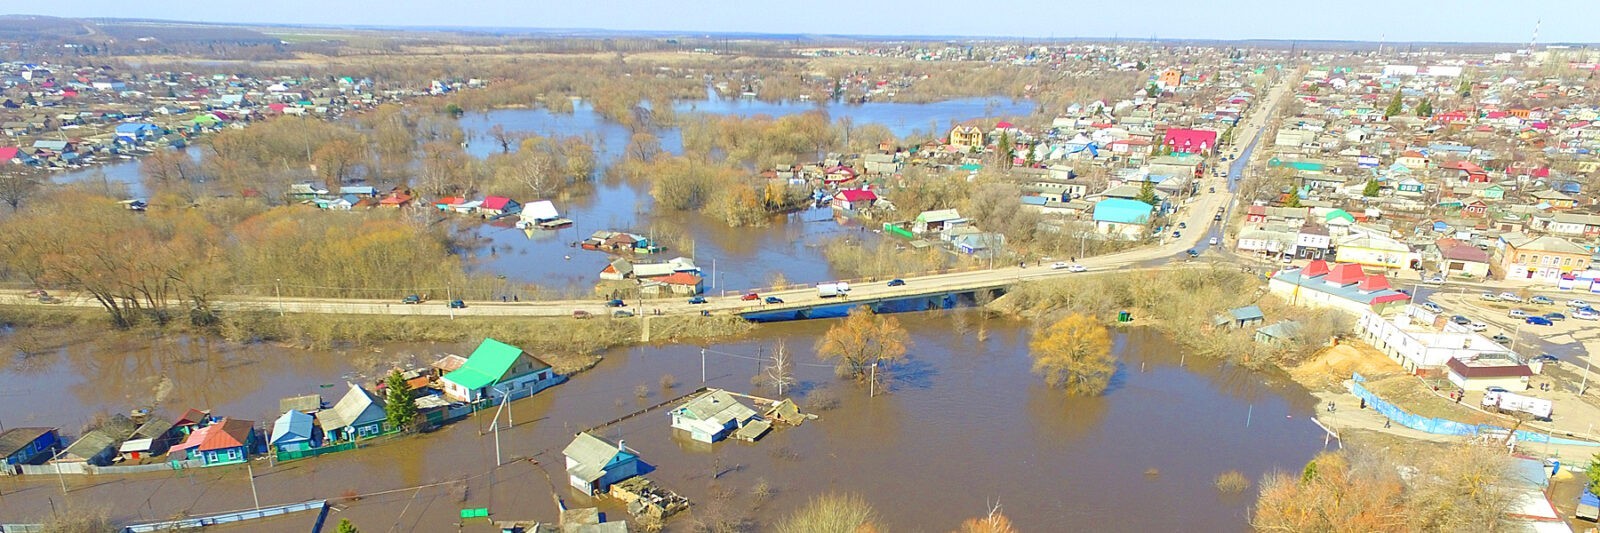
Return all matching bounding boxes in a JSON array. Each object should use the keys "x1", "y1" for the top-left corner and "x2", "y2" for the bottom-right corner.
[
  {"x1": 275, "y1": 441, "x2": 356, "y2": 462},
  {"x1": 124, "y1": 500, "x2": 327, "y2": 533},
  {"x1": 0, "y1": 524, "x2": 44, "y2": 533},
  {"x1": 15, "y1": 459, "x2": 201, "y2": 476}
]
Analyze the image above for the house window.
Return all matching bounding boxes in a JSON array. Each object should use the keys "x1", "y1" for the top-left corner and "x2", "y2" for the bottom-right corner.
[{"x1": 227, "y1": 449, "x2": 240, "y2": 460}]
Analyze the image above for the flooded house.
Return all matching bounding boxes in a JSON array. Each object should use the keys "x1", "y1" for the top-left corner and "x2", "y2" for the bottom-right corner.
[
  {"x1": 55, "y1": 428, "x2": 126, "y2": 466},
  {"x1": 118, "y1": 417, "x2": 178, "y2": 462},
  {"x1": 168, "y1": 417, "x2": 256, "y2": 467},
  {"x1": 319, "y1": 383, "x2": 387, "y2": 442},
  {"x1": 172, "y1": 408, "x2": 212, "y2": 436},
  {"x1": 563, "y1": 432, "x2": 641, "y2": 495},
  {"x1": 0, "y1": 427, "x2": 62, "y2": 469},
  {"x1": 270, "y1": 410, "x2": 318, "y2": 453},
  {"x1": 438, "y1": 339, "x2": 561, "y2": 404},
  {"x1": 669, "y1": 389, "x2": 762, "y2": 444},
  {"x1": 478, "y1": 196, "x2": 522, "y2": 218}
]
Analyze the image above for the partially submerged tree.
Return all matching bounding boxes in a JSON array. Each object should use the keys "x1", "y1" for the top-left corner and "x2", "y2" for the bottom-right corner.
[
  {"x1": 953, "y1": 505, "x2": 1018, "y2": 533},
  {"x1": 757, "y1": 339, "x2": 797, "y2": 396},
  {"x1": 775, "y1": 493, "x2": 881, "y2": 533},
  {"x1": 815, "y1": 306, "x2": 910, "y2": 383},
  {"x1": 1253, "y1": 446, "x2": 1514, "y2": 532},
  {"x1": 384, "y1": 370, "x2": 419, "y2": 433},
  {"x1": 1029, "y1": 313, "x2": 1116, "y2": 396}
]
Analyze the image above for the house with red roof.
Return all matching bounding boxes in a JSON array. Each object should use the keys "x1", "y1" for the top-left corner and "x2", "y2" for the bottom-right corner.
[
  {"x1": 1268, "y1": 259, "x2": 1412, "y2": 316},
  {"x1": 646, "y1": 272, "x2": 704, "y2": 296},
  {"x1": 478, "y1": 196, "x2": 521, "y2": 218},
  {"x1": 0, "y1": 146, "x2": 23, "y2": 165},
  {"x1": 1441, "y1": 160, "x2": 1489, "y2": 183},
  {"x1": 833, "y1": 189, "x2": 878, "y2": 211},
  {"x1": 1162, "y1": 128, "x2": 1218, "y2": 155},
  {"x1": 378, "y1": 191, "x2": 413, "y2": 208},
  {"x1": 168, "y1": 417, "x2": 256, "y2": 466}
]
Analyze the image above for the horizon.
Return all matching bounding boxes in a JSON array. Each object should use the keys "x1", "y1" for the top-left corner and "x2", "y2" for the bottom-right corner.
[{"x1": 5, "y1": 0, "x2": 1596, "y2": 44}]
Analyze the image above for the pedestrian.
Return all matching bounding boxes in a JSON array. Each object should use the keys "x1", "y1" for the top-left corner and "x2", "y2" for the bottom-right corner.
[
  {"x1": 1359, "y1": 398, "x2": 1366, "y2": 410},
  {"x1": 513, "y1": 295, "x2": 519, "y2": 302},
  {"x1": 501, "y1": 295, "x2": 507, "y2": 302},
  {"x1": 1384, "y1": 419, "x2": 1391, "y2": 429}
]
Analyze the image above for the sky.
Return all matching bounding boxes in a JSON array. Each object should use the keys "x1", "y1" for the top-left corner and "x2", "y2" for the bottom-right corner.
[{"x1": 12, "y1": 1, "x2": 1598, "y2": 43}]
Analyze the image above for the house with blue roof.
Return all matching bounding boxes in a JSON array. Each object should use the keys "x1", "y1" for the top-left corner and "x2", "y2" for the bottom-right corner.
[
  {"x1": 114, "y1": 123, "x2": 160, "y2": 143},
  {"x1": 269, "y1": 410, "x2": 317, "y2": 453},
  {"x1": 1092, "y1": 198, "x2": 1154, "y2": 239}
]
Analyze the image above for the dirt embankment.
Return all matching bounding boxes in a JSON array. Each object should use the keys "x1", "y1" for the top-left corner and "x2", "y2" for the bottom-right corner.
[{"x1": 1286, "y1": 342, "x2": 1494, "y2": 425}]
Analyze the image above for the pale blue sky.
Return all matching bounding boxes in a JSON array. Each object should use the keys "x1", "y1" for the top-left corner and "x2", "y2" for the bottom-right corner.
[{"x1": 14, "y1": 1, "x2": 1596, "y2": 43}]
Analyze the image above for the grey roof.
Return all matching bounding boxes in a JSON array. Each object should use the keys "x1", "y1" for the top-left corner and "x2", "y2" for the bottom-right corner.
[
  {"x1": 60, "y1": 429, "x2": 120, "y2": 461},
  {"x1": 675, "y1": 389, "x2": 758, "y2": 425},
  {"x1": 130, "y1": 418, "x2": 174, "y2": 440},
  {"x1": 1229, "y1": 305, "x2": 1266, "y2": 321},
  {"x1": 319, "y1": 383, "x2": 385, "y2": 431},
  {"x1": 564, "y1": 432, "x2": 625, "y2": 483},
  {"x1": 1256, "y1": 320, "x2": 1304, "y2": 339},
  {"x1": 279, "y1": 394, "x2": 322, "y2": 414},
  {"x1": 1511, "y1": 235, "x2": 1590, "y2": 255}
]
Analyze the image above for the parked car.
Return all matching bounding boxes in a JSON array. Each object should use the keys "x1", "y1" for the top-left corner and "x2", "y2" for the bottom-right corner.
[
  {"x1": 1492, "y1": 334, "x2": 1514, "y2": 344},
  {"x1": 1065, "y1": 264, "x2": 1088, "y2": 273},
  {"x1": 448, "y1": 299, "x2": 467, "y2": 309},
  {"x1": 1531, "y1": 295, "x2": 1555, "y2": 305},
  {"x1": 1508, "y1": 309, "x2": 1529, "y2": 318},
  {"x1": 1469, "y1": 322, "x2": 1488, "y2": 332},
  {"x1": 1480, "y1": 292, "x2": 1498, "y2": 301},
  {"x1": 402, "y1": 294, "x2": 422, "y2": 304},
  {"x1": 1281, "y1": 255, "x2": 1293, "y2": 264},
  {"x1": 612, "y1": 309, "x2": 634, "y2": 318},
  {"x1": 1499, "y1": 292, "x2": 1523, "y2": 302},
  {"x1": 1525, "y1": 316, "x2": 1554, "y2": 326},
  {"x1": 1177, "y1": 222, "x2": 1187, "y2": 229},
  {"x1": 688, "y1": 296, "x2": 707, "y2": 304},
  {"x1": 1421, "y1": 302, "x2": 1443, "y2": 313},
  {"x1": 1051, "y1": 261, "x2": 1071, "y2": 270},
  {"x1": 1576, "y1": 309, "x2": 1600, "y2": 320},
  {"x1": 572, "y1": 310, "x2": 593, "y2": 319},
  {"x1": 605, "y1": 299, "x2": 626, "y2": 308},
  {"x1": 1486, "y1": 385, "x2": 1509, "y2": 393},
  {"x1": 1532, "y1": 354, "x2": 1560, "y2": 364},
  {"x1": 38, "y1": 295, "x2": 61, "y2": 304},
  {"x1": 1569, "y1": 299, "x2": 1592, "y2": 309},
  {"x1": 764, "y1": 296, "x2": 784, "y2": 304},
  {"x1": 1427, "y1": 275, "x2": 1444, "y2": 284},
  {"x1": 1186, "y1": 249, "x2": 1199, "y2": 258},
  {"x1": 1451, "y1": 315, "x2": 1471, "y2": 325},
  {"x1": 887, "y1": 279, "x2": 906, "y2": 287},
  {"x1": 741, "y1": 292, "x2": 761, "y2": 301},
  {"x1": 1208, "y1": 237, "x2": 1219, "y2": 246},
  {"x1": 1171, "y1": 231, "x2": 1181, "y2": 238},
  {"x1": 1543, "y1": 312, "x2": 1566, "y2": 321}
]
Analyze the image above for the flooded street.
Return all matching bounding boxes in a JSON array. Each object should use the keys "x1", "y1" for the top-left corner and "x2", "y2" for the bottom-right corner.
[{"x1": 1, "y1": 313, "x2": 1324, "y2": 531}]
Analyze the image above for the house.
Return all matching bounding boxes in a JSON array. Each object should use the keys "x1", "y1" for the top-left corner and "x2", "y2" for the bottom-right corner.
[
  {"x1": 270, "y1": 410, "x2": 317, "y2": 453},
  {"x1": 1092, "y1": 198, "x2": 1154, "y2": 239},
  {"x1": 1445, "y1": 355, "x2": 1532, "y2": 392},
  {"x1": 834, "y1": 189, "x2": 878, "y2": 211},
  {"x1": 1334, "y1": 233, "x2": 1415, "y2": 269},
  {"x1": 1529, "y1": 189, "x2": 1576, "y2": 209},
  {"x1": 1462, "y1": 199, "x2": 1489, "y2": 218},
  {"x1": 1254, "y1": 321, "x2": 1303, "y2": 345},
  {"x1": 1268, "y1": 260, "x2": 1412, "y2": 316},
  {"x1": 1498, "y1": 235, "x2": 1593, "y2": 283},
  {"x1": 1162, "y1": 128, "x2": 1217, "y2": 155},
  {"x1": 599, "y1": 258, "x2": 634, "y2": 281},
  {"x1": 1434, "y1": 239, "x2": 1492, "y2": 278},
  {"x1": 0, "y1": 427, "x2": 62, "y2": 467},
  {"x1": 949, "y1": 125, "x2": 984, "y2": 151},
  {"x1": 439, "y1": 338, "x2": 560, "y2": 403},
  {"x1": 479, "y1": 196, "x2": 522, "y2": 217},
  {"x1": 563, "y1": 432, "x2": 641, "y2": 495},
  {"x1": 1214, "y1": 305, "x2": 1266, "y2": 329},
  {"x1": 118, "y1": 418, "x2": 177, "y2": 462},
  {"x1": 168, "y1": 417, "x2": 255, "y2": 466},
  {"x1": 172, "y1": 408, "x2": 211, "y2": 436},
  {"x1": 279, "y1": 394, "x2": 323, "y2": 415},
  {"x1": 1396, "y1": 151, "x2": 1430, "y2": 169},
  {"x1": 669, "y1": 389, "x2": 762, "y2": 444},
  {"x1": 318, "y1": 383, "x2": 387, "y2": 442},
  {"x1": 519, "y1": 200, "x2": 561, "y2": 224},
  {"x1": 114, "y1": 123, "x2": 159, "y2": 143},
  {"x1": 912, "y1": 209, "x2": 963, "y2": 234},
  {"x1": 56, "y1": 429, "x2": 122, "y2": 466},
  {"x1": 650, "y1": 272, "x2": 704, "y2": 296},
  {"x1": 1395, "y1": 177, "x2": 1426, "y2": 195},
  {"x1": 378, "y1": 191, "x2": 413, "y2": 208},
  {"x1": 1549, "y1": 212, "x2": 1600, "y2": 238},
  {"x1": 1295, "y1": 223, "x2": 1332, "y2": 259}
]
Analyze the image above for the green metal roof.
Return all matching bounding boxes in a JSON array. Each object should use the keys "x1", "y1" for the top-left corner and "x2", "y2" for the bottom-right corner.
[{"x1": 443, "y1": 338, "x2": 533, "y2": 390}]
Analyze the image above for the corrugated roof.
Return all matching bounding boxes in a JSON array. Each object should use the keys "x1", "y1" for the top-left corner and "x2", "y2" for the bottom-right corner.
[
  {"x1": 676, "y1": 389, "x2": 758, "y2": 425},
  {"x1": 1092, "y1": 198, "x2": 1154, "y2": 224},
  {"x1": 271, "y1": 410, "x2": 314, "y2": 444},
  {"x1": 319, "y1": 383, "x2": 384, "y2": 432},
  {"x1": 564, "y1": 432, "x2": 625, "y2": 483},
  {"x1": 443, "y1": 339, "x2": 548, "y2": 391},
  {"x1": 0, "y1": 427, "x2": 55, "y2": 457}
]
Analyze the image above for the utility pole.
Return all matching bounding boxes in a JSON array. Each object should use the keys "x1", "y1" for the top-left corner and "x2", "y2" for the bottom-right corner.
[
  {"x1": 275, "y1": 278, "x2": 283, "y2": 316},
  {"x1": 701, "y1": 348, "x2": 707, "y2": 383},
  {"x1": 1581, "y1": 358, "x2": 1592, "y2": 396},
  {"x1": 711, "y1": 259, "x2": 717, "y2": 290},
  {"x1": 247, "y1": 463, "x2": 260, "y2": 510},
  {"x1": 447, "y1": 283, "x2": 454, "y2": 320},
  {"x1": 870, "y1": 363, "x2": 877, "y2": 398}
]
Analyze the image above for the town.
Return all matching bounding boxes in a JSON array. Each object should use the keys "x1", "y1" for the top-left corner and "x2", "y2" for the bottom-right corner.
[{"x1": 2, "y1": 10, "x2": 1600, "y2": 533}]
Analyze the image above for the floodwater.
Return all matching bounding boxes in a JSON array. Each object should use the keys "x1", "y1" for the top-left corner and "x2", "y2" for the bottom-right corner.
[
  {"x1": 0, "y1": 314, "x2": 1324, "y2": 531},
  {"x1": 56, "y1": 94, "x2": 1034, "y2": 294}
]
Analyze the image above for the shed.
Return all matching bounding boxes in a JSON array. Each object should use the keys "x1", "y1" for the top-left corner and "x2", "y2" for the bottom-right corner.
[
  {"x1": 1445, "y1": 355, "x2": 1533, "y2": 392},
  {"x1": 56, "y1": 429, "x2": 121, "y2": 466}
]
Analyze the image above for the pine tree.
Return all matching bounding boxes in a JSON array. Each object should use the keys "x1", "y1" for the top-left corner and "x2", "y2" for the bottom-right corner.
[
  {"x1": 384, "y1": 370, "x2": 418, "y2": 433},
  {"x1": 1458, "y1": 78, "x2": 1472, "y2": 97},
  {"x1": 1146, "y1": 84, "x2": 1160, "y2": 98},
  {"x1": 1136, "y1": 180, "x2": 1158, "y2": 206},
  {"x1": 1416, "y1": 99, "x2": 1433, "y2": 118},
  {"x1": 1384, "y1": 91, "x2": 1403, "y2": 118},
  {"x1": 996, "y1": 131, "x2": 1014, "y2": 169},
  {"x1": 336, "y1": 519, "x2": 360, "y2": 533},
  {"x1": 1286, "y1": 189, "x2": 1303, "y2": 208},
  {"x1": 1363, "y1": 180, "x2": 1382, "y2": 197}
]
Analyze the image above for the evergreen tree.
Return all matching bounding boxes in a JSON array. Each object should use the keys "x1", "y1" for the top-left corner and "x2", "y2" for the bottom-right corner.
[
  {"x1": 336, "y1": 519, "x2": 360, "y2": 533},
  {"x1": 1136, "y1": 180, "x2": 1158, "y2": 206},
  {"x1": 996, "y1": 131, "x2": 1014, "y2": 168},
  {"x1": 1286, "y1": 189, "x2": 1303, "y2": 208},
  {"x1": 1146, "y1": 84, "x2": 1160, "y2": 98},
  {"x1": 1384, "y1": 91, "x2": 1403, "y2": 118},
  {"x1": 1416, "y1": 99, "x2": 1433, "y2": 118},
  {"x1": 384, "y1": 370, "x2": 418, "y2": 433},
  {"x1": 1458, "y1": 78, "x2": 1472, "y2": 97},
  {"x1": 1363, "y1": 180, "x2": 1382, "y2": 197},
  {"x1": 1024, "y1": 145, "x2": 1037, "y2": 168}
]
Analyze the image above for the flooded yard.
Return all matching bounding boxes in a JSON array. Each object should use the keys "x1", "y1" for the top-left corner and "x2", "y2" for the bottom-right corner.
[{"x1": 0, "y1": 313, "x2": 1324, "y2": 531}]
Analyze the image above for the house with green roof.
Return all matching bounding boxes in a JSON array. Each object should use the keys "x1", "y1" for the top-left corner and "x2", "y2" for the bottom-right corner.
[{"x1": 439, "y1": 338, "x2": 560, "y2": 403}]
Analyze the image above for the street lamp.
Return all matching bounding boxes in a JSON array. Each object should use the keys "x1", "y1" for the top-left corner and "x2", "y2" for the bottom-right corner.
[{"x1": 275, "y1": 279, "x2": 283, "y2": 316}]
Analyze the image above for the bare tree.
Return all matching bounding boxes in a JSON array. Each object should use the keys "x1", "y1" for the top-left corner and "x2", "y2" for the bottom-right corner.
[
  {"x1": 759, "y1": 339, "x2": 797, "y2": 395},
  {"x1": 0, "y1": 166, "x2": 43, "y2": 212}
]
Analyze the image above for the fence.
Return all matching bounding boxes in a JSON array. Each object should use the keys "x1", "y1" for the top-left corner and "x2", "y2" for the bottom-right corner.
[
  {"x1": 124, "y1": 500, "x2": 326, "y2": 533},
  {"x1": 1351, "y1": 372, "x2": 1600, "y2": 447},
  {"x1": 0, "y1": 525, "x2": 44, "y2": 533},
  {"x1": 275, "y1": 441, "x2": 356, "y2": 462},
  {"x1": 15, "y1": 459, "x2": 202, "y2": 477}
]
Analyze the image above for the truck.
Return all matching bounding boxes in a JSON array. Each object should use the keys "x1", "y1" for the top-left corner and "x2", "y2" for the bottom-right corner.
[
  {"x1": 817, "y1": 282, "x2": 851, "y2": 298},
  {"x1": 1481, "y1": 391, "x2": 1553, "y2": 421}
]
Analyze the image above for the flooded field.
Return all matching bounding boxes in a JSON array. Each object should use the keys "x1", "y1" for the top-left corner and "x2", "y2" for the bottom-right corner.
[{"x1": 0, "y1": 313, "x2": 1324, "y2": 531}]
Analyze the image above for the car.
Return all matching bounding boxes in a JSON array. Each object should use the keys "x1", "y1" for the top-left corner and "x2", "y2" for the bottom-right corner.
[
  {"x1": 1208, "y1": 237, "x2": 1219, "y2": 245},
  {"x1": 765, "y1": 296, "x2": 784, "y2": 304},
  {"x1": 1468, "y1": 322, "x2": 1488, "y2": 332},
  {"x1": 1543, "y1": 312, "x2": 1566, "y2": 321},
  {"x1": 1051, "y1": 261, "x2": 1071, "y2": 270},
  {"x1": 1281, "y1": 255, "x2": 1293, "y2": 264},
  {"x1": 1576, "y1": 309, "x2": 1600, "y2": 320},
  {"x1": 1421, "y1": 302, "x2": 1443, "y2": 313},
  {"x1": 1532, "y1": 354, "x2": 1560, "y2": 364},
  {"x1": 448, "y1": 299, "x2": 467, "y2": 309},
  {"x1": 612, "y1": 309, "x2": 634, "y2": 318},
  {"x1": 1171, "y1": 231, "x2": 1181, "y2": 238},
  {"x1": 741, "y1": 292, "x2": 761, "y2": 301},
  {"x1": 887, "y1": 279, "x2": 906, "y2": 287},
  {"x1": 1480, "y1": 292, "x2": 1498, "y2": 301},
  {"x1": 1427, "y1": 275, "x2": 1444, "y2": 284},
  {"x1": 1065, "y1": 264, "x2": 1088, "y2": 272},
  {"x1": 688, "y1": 296, "x2": 708, "y2": 304},
  {"x1": 1525, "y1": 316, "x2": 1554, "y2": 326},
  {"x1": 605, "y1": 299, "x2": 626, "y2": 308},
  {"x1": 1531, "y1": 295, "x2": 1555, "y2": 305},
  {"x1": 1178, "y1": 222, "x2": 1187, "y2": 229},
  {"x1": 38, "y1": 295, "x2": 61, "y2": 304},
  {"x1": 1187, "y1": 249, "x2": 1199, "y2": 258},
  {"x1": 572, "y1": 310, "x2": 593, "y2": 319},
  {"x1": 1486, "y1": 386, "x2": 1509, "y2": 393},
  {"x1": 24, "y1": 289, "x2": 47, "y2": 298},
  {"x1": 1214, "y1": 213, "x2": 1223, "y2": 222},
  {"x1": 402, "y1": 294, "x2": 422, "y2": 304},
  {"x1": 1451, "y1": 315, "x2": 1471, "y2": 325},
  {"x1": 1569, "y1": 299, "x2": 1592, "y2": 309},
  {"x1": 1499, "y1": 292, "x2": 1523, "y2": 303},
  {"x1": 1508, "y1": 309, "x2": 1529, "y2": 318},
  {"x1": 1491, "y1": 334, "x2": 1514, "y2": 344}
]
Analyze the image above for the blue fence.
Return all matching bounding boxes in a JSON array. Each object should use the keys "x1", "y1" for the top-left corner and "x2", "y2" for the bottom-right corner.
[{"x1": 1350, "y1": 372, "x2": 1600, "y2": 447}]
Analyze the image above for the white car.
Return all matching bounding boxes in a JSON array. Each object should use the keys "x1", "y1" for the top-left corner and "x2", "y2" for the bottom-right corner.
[
  {"x1": 1468, "y1": 322, "x2": 1488, "y2": 332},
  {"x1": 1050, "y1": 262, "x2": 1070, "y2": 270},
  {"x1": 1508, "y1": 309, "x2": 1529, "y2": 318},
  {"x1": 1208, "y1": 237, "x2": 1219, "y2": 245},
  {"x1": 1421, "y1": 302, "x2": 1443, "y2": 313},
  {"x1": 1568, "y1": 299, "x2": 1592, "y2": 309},
  {"x1": 1575, "y1": 309, "x2": 1599, "y2": 320},
  {"x1": 1499, "y1": 292, "x2": 1523, "y2": 303},
  {"x1": 1065, "y1": 263, "x2": 1088, "y2": 273}
]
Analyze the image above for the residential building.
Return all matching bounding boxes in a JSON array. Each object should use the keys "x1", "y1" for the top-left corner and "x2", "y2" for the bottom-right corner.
[
  {"x1": 1498, "y1": 235, "x2": 1593, "y2": 283},
  {"x1": 118, "y1": 418, "x2": 177, "y2": 463},
  {"x1": 56, "y1": 430, "x2": 121, "y2": 466},
  {"x1": 563, "y1": 432, "x2": 641, "y2": 495},
  {"x1": 1334, "y1": 233, "x2": 1416, "y2": 269},
  {"x1": 0, "y1": 428, "x2": 61, "y2": 467},
  {"x1": 168, "y1": 417, "x2": 255, "y2": 466},
  {"x1": 319, "y1": 383, "x2": 387, "y2": 442},
  {"x1": 1433, "y1": 239, "x2": 1492, "y2": 278},
  {"x1": 949, "y1": 125, "x2": 983, "y2": 151},
  {"x1": 833, "y1": 189, "x2": 878, "y2": 211},
  {"x1": 270, "y1": 410, "x2": 317, "y2": 453},
  {"x1": 1294, "y1": 223, "x2": 1332, "y2": 259},
  {"x1": 1092, "y1": 198, "x2": 1153, "y2": 239},
  {"x1": 1268, "y1": 260, "x2": 1412, "y2": 316},
  {"x1": 1162, "y1": 128, "x2": 1217, "y2": 155},
  {"x1": 439, "y1": 338, "x2": 560, "y2": 403},
  {"x1": 479, "y1": 196, "x2": 521, "y2": 217},
  {"x1": 669, "y1": 389, "x2": 763, "y2": 444}
]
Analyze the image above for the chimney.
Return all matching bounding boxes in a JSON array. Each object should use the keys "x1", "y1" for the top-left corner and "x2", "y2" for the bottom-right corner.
[{"x1": 618, "y1": 439, "x2": 626, "y2": 453}]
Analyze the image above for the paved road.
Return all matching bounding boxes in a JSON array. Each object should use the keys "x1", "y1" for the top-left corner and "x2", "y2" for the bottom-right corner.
[{"x1": 6, "y1": 79, "x2": 1297, "y2": 321}]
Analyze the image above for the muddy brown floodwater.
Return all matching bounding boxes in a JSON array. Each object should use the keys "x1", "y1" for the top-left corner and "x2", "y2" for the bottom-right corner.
[{"x1": 0, "y1": 313, "x2": 1325, "y2": 531}]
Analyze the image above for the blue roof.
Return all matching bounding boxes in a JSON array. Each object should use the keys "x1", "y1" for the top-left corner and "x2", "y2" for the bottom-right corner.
[
  {"x1": 1229, "y1": 305, "x2": 1265, "y2": 321},
  {"x1": 270, "y1": 410, "x2": 314, "y2": 444},
  {"x1": 115, "y1": 123, "x2": 156, "y2": 133},
  {"x1": 1092, "y1": 198, "x2": 1154, "y2": 224},
  {"x1": 1020, "y1": 196, "x2": 1047, "y2": 206}
]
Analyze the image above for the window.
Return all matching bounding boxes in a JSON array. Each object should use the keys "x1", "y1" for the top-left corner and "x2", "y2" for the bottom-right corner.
[{"x1": 227, "y1": 449, "x2": 240, "y2": 460}]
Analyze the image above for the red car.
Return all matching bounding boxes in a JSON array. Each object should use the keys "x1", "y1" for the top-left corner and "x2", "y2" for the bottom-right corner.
[{"x1": 741, "y1": 292, "x2": 760, "y2": 301}]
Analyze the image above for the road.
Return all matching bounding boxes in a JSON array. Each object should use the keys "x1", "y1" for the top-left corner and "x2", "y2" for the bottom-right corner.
[{"x1": 3, "y1": 77, "x2": 1297, "y2": 321}]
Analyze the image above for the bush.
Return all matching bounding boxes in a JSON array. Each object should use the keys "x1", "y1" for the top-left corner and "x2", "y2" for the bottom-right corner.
[{"x1": 1215, "y1": 470, "x2": 1250, "y2": 494}]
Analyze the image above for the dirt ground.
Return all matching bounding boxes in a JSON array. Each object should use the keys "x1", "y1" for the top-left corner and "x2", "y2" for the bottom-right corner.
[{"x1": 1285, "y1": 342, "x2": 1404, "y2": 392}]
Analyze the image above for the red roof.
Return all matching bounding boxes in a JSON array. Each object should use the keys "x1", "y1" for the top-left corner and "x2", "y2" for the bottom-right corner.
[
  {"x1": 0, "y1": 146, "x2": 18, "y2": 162},
  {"x1": 995, "y1": 121, "x2": 1014, "y2": 129},
  {"x1": 379, "y1": 193, "x2": 413, "y2": 205},
  {"x1": 1247, "y1": 205, "x2": 1267, "y2": 216},
  {"x1": 656, "y1": 272, "x2": 703, "y2": 286},
  {"x1": 837, "y1": 189, "x2": 878, "y2": 202},
  {"x1": 1162, "y1": 128, "x2": 1218, "y2": 153},
  {"x1": 1301, "y1": 259, "x2": 1331, "y2": 277},
  {"x1": 171, "y1": 417, "x2": 253, "y2": 454},
  {"x1": 481, "y1": 196, "x2": 513, "y2": 210},
  {"x1": 1324, "y1": 263, "x2": 1367, "y2": 285},
  {"x1": 174, "y1": 408, "x2": 209, "y2": 427},
  {"x1": 436, "y1": 196, "x2": 464, "y2": 206},
  {"x1": 1358, "y1": 274, "x2": 1391, "y2": 292}
]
